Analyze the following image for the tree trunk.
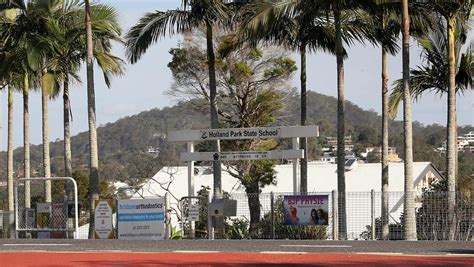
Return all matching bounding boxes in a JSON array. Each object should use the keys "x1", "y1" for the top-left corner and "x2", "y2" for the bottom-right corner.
[
  {"x1": 246, "y1": 183, "x2": 261, "y2": 238},
  {"x1": 24, "y1": 73, "x2": 31, "y2": 208},
  {"x1": 7, "y1": 85, "x2": 14, "y2": 212},
  {"x1": 334, "y1": 3, "x2": 347, "y2": 240},
  {"x1": 86, "y1": 0, "x2": 99, "y2": 239},
  {"x1": 300, "y1": 43, "x2": 308, "y2": 195},
  {"x1": 381, "y1": 47, "x2": 390, "y2": 240},
  {"x1": 401, "y1": 0, "x2": 416, "y2": 241},
  {"x1": 446, "y1": 15, "x2": 456, "y2": 241},
  {"x1": 42, "y1": 75, "x2": 51, "y2": 203},
  {"x1": 206, "y1": 21, "x2": 222, "y2": 197},
  {"x1": 63, "y1": 77, "x2": 73, "y2": 200}
]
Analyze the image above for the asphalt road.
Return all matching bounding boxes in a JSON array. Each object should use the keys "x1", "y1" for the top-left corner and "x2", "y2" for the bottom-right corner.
[{"x1": 0, "y1": 239, "x2": 472, "y2": 255}]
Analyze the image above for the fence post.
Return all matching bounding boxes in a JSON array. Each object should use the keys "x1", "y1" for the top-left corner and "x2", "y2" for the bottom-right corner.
[
  {"x1": 13, "y1": 182, "x2": 18, "y2": 239},
  {"x1": 371, "y1": 189, "x2": 375, "y2": 241},
  {"x1": 332, "y1": 190, "x2": 338, "y2": 240},
  {"x1": 270, "y1": 192, "x2": 275, "y2": 239},
  {"x1": 165, "y1": 192, "x2": 170, "y2": 240},
  {"x1": 207, "y1": 191, "x2": 214, "y2": 240}
]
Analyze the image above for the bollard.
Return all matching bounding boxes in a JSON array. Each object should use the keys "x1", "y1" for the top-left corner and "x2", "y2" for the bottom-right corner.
[{"x1": 332, "y1": 190, "x2": 338, "y2": 240}]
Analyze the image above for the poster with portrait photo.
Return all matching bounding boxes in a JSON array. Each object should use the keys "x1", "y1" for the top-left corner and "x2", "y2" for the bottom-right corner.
[{"x1": 283, "y1": 195, "x2": 329, "y2": 226}]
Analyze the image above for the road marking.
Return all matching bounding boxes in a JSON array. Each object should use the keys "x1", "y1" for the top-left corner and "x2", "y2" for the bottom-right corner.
[
  {"x1": 356, "y1": 252, "x2": 404, "y2": 255},
  {"x1": 85, "y1": 250, "x2": 133, "y2": 253},
  {"x1": 3, "y1": 244, "x2": 72, "y2": 247},
  {"x1": 261, "y1": 251, "x2": 308, "y2": 254},
  {"x1": 280, "y1": 245, "x2": 352, "y2": 248},
  {"x1": 173, "y1": 250, "x2": 220, "y2": 253}
]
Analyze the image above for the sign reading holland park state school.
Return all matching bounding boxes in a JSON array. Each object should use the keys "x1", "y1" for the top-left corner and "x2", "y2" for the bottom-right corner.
[
  {"x1": 283, "y1": 195, "x2": 329, "y2": 226},
  {"x1": 117, "y1": 198, "x2": 165, "y2": 240},
  {"x1": 168, "y1": 125, "x2": 319, "y2": 142}
]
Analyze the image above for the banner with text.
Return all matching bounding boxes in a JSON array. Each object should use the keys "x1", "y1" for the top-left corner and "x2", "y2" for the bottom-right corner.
[
  {"x1": 283, "y1": 195, "x2": 329, "y2": 226},
  {"x1": 117, "y1": 198, "x2": 165, "y2": 240}
]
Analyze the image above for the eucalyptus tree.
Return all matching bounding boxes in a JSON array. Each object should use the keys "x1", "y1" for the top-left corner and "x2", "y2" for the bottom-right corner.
[
  {"x1": 241, "y1": 1, "x2": 340, "y2": 195},
  {"x1": 125, "y1": 0, "x2": 230, "y2": 198}
]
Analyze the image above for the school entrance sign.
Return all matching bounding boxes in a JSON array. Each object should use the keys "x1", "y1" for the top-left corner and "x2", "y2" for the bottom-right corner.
[{"x1": 168, "y1": 126, "x2": 319, "y2": 142}]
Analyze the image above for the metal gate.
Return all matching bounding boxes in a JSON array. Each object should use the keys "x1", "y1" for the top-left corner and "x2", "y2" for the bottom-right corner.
[{"x1": 15, "y1": 177, "x2": 79, "y2": 239}]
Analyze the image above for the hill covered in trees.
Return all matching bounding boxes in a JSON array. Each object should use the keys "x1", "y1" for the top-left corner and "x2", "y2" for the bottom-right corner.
[{"x1": 0, "y1": 91, "x2": 472, "y2": 188}]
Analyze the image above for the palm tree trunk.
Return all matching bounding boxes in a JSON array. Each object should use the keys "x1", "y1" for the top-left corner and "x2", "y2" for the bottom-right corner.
[
  {"x1": 63, "y1": 77, "x2": 73, "y2": 200},
  {"x1": 334, "y1": 2, "x2": 347, "y2": 240},
  {"x1": 446, "y1": 15, "x2": 456, "y2": 241},
  {"x1": 206, "y1": 20, "x2": 222, "y2": 197},
  {"x1": 300, "y1": 43, "x2": 307, "y2": 195},
  {"x1": 7, "y1": 85, "x2": 14, "y2": 239},
  {"x1": 401, "y1": 0, "x2": 416, "y2": 241},
  {"x1": 85, "y1": 0, "x2": 99, "y2": 239},
  {"x1": 381, "y1": 46, "x2": 390, "y2": 240},
  {"x1": 7, "y1": 85, "x2": 14, "y2": 212},
  {"x1": 42, "y1": 80, "x2": 51, "y2": 203},
  {"x1": 23, "y1": 73, "x2": 31, "y2": 208}
]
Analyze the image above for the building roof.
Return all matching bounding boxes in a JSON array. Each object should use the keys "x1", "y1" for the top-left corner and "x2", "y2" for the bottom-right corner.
[{"x1": 133, "y1": 162, "x2": 443, "y2": 199}]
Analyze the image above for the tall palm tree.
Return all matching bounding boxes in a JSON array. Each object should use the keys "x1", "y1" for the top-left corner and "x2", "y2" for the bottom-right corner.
[
  {"x1": 241, "y1": 1, "x2": 340, "y2": 195},
  {"x1": 389, "y1": 12, "x2": 472, "y2": 240},
  {"x1": 83, "y1": 0, "x2": 123, "y2": 239},
  {"x1": 125, "y1": 0, "x2": 229, "y2": 197},
  {"x1": 400, "y1": 0, "x2": 417, "y2": 241},
  {"x1": 430, "y1": 0, "x2": 471, "y2": 241},
  {"x1": 46, "y1": 1, "x2": 123, "y2": 202}
]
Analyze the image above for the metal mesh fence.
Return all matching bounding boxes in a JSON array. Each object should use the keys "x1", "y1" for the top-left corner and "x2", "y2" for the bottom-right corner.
[
  {"x1": 209, "y1": 191, "x2": 472, "y2": 241},
  {"x1": 15, "y1": 179, "x2": 81, "y2": 239}
]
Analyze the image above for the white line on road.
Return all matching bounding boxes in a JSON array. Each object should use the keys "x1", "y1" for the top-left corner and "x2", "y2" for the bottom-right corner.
[
  {"x1": 280, "y1": 245, "x2": 352, "y2": 248},
  {"x1": 261, "y1": 251, "x2": 308, "y2": 254},
  {"x1": 173, "y1": 250, "x2": 220, "y2": 253},
  {"x1": 3, "y1": 244, "x2": 72, "y2": 246},
  {"x1": 356, "y1": 252, "x2": 404, "y2": 255}
]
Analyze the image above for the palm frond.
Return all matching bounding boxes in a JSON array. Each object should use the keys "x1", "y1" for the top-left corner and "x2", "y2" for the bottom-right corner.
[{"x1": 125, "y1": 10, "x2": 194, "y2": 63}]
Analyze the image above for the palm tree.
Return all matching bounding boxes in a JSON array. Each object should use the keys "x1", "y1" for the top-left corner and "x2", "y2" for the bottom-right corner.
[
  {"x1": 125, "y1": 0, "x2": 229, "y2": 197},
  {"x1": 389, "y1": 12, "x2": 472, "y2": 240},
  {"x1": 47, "y1": 1, "x2": 123, "y2": 202},
  {"x1": 241, "y1": 1, "x2": 340, "y2": 195},
  {"x1": 83, "y1": 0, "x2": 123, "y2": 239}
]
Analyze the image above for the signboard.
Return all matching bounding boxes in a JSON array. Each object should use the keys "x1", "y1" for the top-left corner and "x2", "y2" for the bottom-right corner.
[
  {"x1": 94, "y1": 200, "x2": 115, "y2": 239},
  {"x1": 37, "y1": 202, "x2": 51, "y2": 239},
  {"x1": 181, "y1": 149, "x2": 303, "y2": 162},
  {"x1": 168, "y1": 126, "x2": 319, "y2": 142},
  {"x1": 117, "y1": 198, "x2": 165, "y2": 240},
  {"x1": 283, "y1": 195, "x2": 329, "y2": 226},
  {"x1": 187, "y1": 204, "x2": 200, "y2": 222}
]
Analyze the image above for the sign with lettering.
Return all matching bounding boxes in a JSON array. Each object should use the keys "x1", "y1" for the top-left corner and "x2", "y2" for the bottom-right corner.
[
  {"x1": 283, "y1": 195, "x2": 329, "y2": 226},
  {"x1": 117, "y1": 198, "x2": 165, "y2": 240},
  {"x1": 181, "y1": 149, "x2": 303, "y2": 162},
  {"x1": 186, "y1": 204, "x2": 200, "y2": 222},
  {"x1": 94, "y1": 200, "x2": 115, "y2": 239},
  {"x1": 168, "y1": 126, "x2": 319, "y2": 142}
]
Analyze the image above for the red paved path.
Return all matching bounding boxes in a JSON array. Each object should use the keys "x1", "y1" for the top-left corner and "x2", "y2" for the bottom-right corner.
[{"x1": 0, "y1": 252, "x2": 472, "y2": 266}]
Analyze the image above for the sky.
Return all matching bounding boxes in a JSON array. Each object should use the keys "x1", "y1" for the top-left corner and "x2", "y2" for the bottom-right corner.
[{"x1": 0, "y1": 0, "x2": 472, "y2": 150}]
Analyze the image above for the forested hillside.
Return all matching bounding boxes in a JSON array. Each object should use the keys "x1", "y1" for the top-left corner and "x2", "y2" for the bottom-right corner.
[{"x1": 1, "y1": 91, "x2": 472, "y2": 187}]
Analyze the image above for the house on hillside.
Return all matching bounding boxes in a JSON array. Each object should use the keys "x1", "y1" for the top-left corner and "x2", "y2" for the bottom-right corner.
[{"x1": 133, "y1": 162, "x2": 443, "y2": 239}]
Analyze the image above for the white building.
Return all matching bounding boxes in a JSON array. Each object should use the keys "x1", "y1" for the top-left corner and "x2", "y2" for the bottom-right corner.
[{"x1": 133, "y1": 162, "x2": 443, "y2": 239}]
